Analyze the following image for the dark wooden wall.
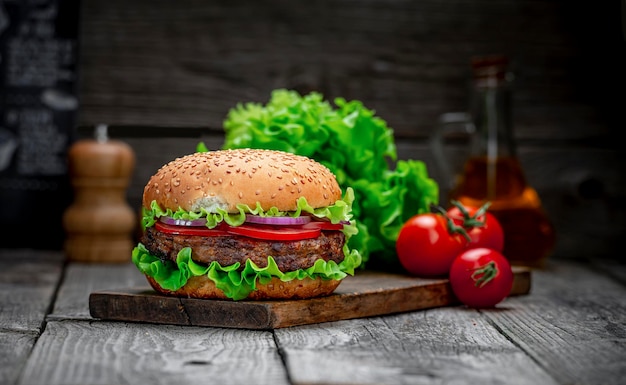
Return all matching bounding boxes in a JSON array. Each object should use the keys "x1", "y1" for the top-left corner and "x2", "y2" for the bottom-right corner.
[{"x1": 76, "y1": 0, "x2": 626, "y2": 261}]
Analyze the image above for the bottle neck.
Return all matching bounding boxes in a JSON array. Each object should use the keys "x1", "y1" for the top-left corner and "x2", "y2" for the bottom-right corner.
[{"x1": 469, "y1": 80, "x2": 516, "y2": 160}]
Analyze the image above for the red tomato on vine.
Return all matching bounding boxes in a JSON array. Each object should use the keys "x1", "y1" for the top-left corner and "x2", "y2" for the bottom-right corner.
[
  {"x1": 446, "y1": 201, "x2": 504, "y2": 252},
  {"x1": 396, "y1": 212, "x2": 469, "y2": 277},
  {"x1": 449, "y1": 247, "x2": 514, "y2": 308}
]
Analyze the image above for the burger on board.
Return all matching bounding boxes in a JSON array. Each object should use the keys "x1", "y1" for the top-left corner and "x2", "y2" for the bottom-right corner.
[{"x1": 132, "y1": 148, "x2": 362, "y2": 300}]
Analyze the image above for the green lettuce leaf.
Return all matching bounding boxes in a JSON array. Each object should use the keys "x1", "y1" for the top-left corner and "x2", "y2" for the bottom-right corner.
[
  {"x1": 216, "y1": 89, "x2": 439, "y2": 270},
  {"x1": 132, "y1": 242, "x2": 362, "y2": 301}
]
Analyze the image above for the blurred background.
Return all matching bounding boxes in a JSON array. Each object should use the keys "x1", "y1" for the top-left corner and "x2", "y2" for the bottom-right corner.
[{"x1": 1, "y1": 0, "x2": 625, "y2": 263}]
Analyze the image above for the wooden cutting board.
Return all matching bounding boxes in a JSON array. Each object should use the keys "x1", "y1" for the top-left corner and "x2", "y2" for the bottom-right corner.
[{"x1": 89, "y1": 267, "x2": 531, "y2": 330}]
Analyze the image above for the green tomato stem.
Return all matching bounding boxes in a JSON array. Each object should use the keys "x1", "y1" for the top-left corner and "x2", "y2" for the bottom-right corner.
[
  {"x1": 450, "y1": 200, "x2": 492, "y2": 228},
  {"x1": 469, "y1": 261, "x2": 498, "y2": 288},
  {"x1": 431, "y1": 204, "x2": 471, "y2": 242}
]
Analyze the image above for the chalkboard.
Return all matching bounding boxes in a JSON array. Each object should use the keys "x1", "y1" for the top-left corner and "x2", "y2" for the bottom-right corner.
[{"x1": 0, "y1": 0, "x2": 80, "y2": 248}]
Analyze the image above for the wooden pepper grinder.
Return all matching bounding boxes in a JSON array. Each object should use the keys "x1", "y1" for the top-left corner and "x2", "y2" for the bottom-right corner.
[{"x1": 63, "y1": 124, "x2": 136, "y2": 263}]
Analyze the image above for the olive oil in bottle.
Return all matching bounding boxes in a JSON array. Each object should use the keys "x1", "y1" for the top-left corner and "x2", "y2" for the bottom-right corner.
[{"x1": 443, "y1": 55, "x2": 555, "y2": 267}]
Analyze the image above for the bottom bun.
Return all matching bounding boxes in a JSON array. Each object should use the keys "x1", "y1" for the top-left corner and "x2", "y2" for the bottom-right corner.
[{"x1": 146, "y1": 275, "x2": 342, "y2": 300}]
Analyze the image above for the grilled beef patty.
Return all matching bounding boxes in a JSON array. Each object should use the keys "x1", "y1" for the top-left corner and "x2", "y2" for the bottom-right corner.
[{"x1": 142, "y1": 226, "x2": 346, "y2": 272}]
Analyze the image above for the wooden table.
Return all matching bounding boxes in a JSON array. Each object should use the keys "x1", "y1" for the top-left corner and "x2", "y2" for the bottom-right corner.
[{"x1": 1, "y1": 248, "x2": 624, "y2": 385}]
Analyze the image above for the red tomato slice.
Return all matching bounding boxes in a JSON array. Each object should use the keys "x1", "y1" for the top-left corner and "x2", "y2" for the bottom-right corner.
[
  {"x1": 154, "y1": 221, "x2": 230, "y2": 237},
  {"x1": 154, "y1": 220, "x2": 327, "y2": 241},
  {"x1": 225, "y1": 224, "x2": 321, "y2": 241}
]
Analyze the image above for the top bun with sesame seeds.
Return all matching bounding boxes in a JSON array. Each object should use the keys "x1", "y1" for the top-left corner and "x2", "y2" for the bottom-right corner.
[
  {"x1": 132, "y1": 148, "x2": 362, "y2": 302},
  {"x1": 142, "y1": 148, "x2": 342, "y2": 213}
]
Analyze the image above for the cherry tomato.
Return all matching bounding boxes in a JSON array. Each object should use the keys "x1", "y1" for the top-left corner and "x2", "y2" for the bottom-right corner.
[
  {"x1": 396, "y1": 213, "x2": 468, "y2": 277},
  {"x1": 447, "y1": 203, "x2": 504, "y2": 252},
  {"x1": 449, "y1": 247, "x2": 514, "y2": 308}
]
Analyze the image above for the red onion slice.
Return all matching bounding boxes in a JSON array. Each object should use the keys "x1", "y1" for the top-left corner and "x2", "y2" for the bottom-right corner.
[
  {"x1": 159, "y1": 216, "x2": 207, "y2": 227},
  {"x1": 245, "y1": 214, "x2": 311, "y2": 226}
]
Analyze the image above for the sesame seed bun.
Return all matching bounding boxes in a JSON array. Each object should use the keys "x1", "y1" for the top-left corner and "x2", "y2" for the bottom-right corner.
[{"x1": 142, "y1": 148, "x2": 342, "y2": 213}]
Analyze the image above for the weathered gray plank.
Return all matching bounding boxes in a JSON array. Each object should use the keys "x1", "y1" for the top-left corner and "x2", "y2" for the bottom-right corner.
[
  {"x1": 0, "y1": 249, "x2": 64, "y2": 332},
  {"x1": 0, "y1": 331, "x2": 38, "y2": 385},
  {"x1": 589, "y1": 260, "x2": 626, "y2": 285},
  {"x1": 48, "y1": 262, "x2": 146, "y2": 320},
  {"x1": 0, "y1": 250, "x2": 64, "y2": 384},
  {"x1": 19, "y1": 320, "x2": 289, "y2": 385},
  {"x1": 482, "y1": 260, "x2": 626, "y2": 385},
  {"x1": 275, "y1": 307, "x2": 557, "y2": 385}
]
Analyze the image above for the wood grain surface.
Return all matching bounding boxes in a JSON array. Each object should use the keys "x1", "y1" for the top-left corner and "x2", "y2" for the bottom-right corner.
[
  {"x1": 0, "y1": 250, "x2": 64, "y2": 332},
  {"x1": 89, "y1": 268, "x2": 531, "y2": 330},
  {"x1": 19, "y1": 321, "x2": 290, "y2": 385},
  {"x1": 3, "y1": 249, "x2": 624, "y2": 385}
]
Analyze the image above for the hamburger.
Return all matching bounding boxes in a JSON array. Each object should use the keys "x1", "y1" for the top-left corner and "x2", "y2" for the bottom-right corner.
[{"x1": 132, "y1": 148, "x2": 362, "y2": 300}]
